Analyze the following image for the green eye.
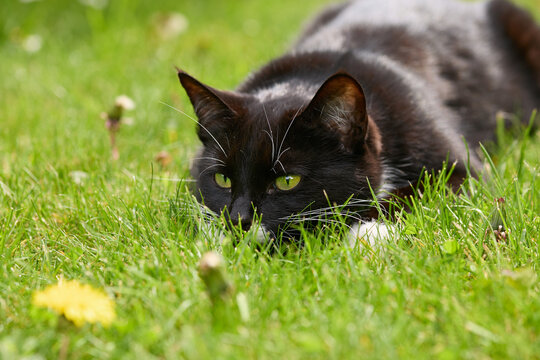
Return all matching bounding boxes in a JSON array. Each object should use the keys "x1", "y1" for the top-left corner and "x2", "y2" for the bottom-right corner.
[
  {"x1": 275, "y1": 175, "x2": 301, "y2": 191},
  {"x1": 214, "y1": 173, "x2": 231, "y2": 189}
]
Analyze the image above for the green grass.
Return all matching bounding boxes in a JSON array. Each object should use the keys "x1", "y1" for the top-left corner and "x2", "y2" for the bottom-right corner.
[{"x1": 1, "y1": 0, "x2": 539, "y2": 359}]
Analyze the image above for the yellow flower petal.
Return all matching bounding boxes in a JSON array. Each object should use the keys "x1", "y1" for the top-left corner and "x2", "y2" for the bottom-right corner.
[{"x1": 32, "y1": 280, "x2": 116, "y2": 327}]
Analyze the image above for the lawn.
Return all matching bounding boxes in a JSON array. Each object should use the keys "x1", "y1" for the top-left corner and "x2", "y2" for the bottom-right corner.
[{"x1": 0, "y1": 0, "x2": 539, "y2": 359}]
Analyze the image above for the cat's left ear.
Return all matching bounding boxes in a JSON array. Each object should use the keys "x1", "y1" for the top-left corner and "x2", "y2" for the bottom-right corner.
[
  {"x1": 177, "y1": 69, "x2": 241, "y2": 145},
  {"x1": 303, "y1": 73, "x2": 368, "y2": 153}
]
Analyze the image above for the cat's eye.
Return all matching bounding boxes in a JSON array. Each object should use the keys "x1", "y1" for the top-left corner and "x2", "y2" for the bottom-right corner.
[
  {"x1": 275, "y1": 175, "x2": 301, "y2": 191},
  {"x1": 214, "y1": 173, "x2": 231, "y2": 189}
]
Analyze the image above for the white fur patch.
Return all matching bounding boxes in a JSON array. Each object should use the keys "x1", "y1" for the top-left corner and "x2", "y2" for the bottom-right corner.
[
  {"x1": 254, "y1": 82, "x2": 314, "y2": 102},
  {"x1": 348, "y1": 220, "x2": 395, "y2": 248},
  {"x1": 252, "y1": 225, "x2": 270, "y2": 244}
]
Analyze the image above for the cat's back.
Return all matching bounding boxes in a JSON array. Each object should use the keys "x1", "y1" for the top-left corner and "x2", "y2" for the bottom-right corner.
[
  {"x1": 335, "y1": 0, "x2": 484, "y2": 28},
  {"x1": 290, "y1": 0, "x2": 538, "y2": 146},
  {"x1": 295, "y1": 0, "x2": 489, "y2": 53},
  {"x1": 292, "y1": 0, "x2": 504, "y2": 93}
]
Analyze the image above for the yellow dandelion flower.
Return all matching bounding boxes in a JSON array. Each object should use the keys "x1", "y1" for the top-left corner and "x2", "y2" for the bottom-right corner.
[{"x1": 32, "y1": 280, "x2": 116, "y2": 327}]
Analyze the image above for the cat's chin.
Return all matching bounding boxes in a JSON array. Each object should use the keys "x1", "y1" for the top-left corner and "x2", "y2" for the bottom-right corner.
[
  {"x1": 256, "y1": 220, "x2": 397, "y2": 250},
  {"x1": 196, "y1": 220, "x2": 271, "y2": 247},
  {"x1": 249, "y1": 225, "x2": 302, "y2": 246}
]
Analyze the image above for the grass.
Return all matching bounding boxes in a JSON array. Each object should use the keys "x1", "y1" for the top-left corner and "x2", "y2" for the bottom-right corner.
[{"x1": 0, "y1": 0, "x2": 539, "y2": 359}]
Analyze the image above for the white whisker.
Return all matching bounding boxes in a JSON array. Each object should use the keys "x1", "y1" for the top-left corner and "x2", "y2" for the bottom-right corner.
[
  {"x1": 151, "y1": 177, "x2": 196, "y2": 182},
  {"x1": 192, "y1": 157, "x2": 225, "y2": 164},
  {"x1": 287, "y1": 217, "x2": 354, "y2": 231},
  {"x1": 199, "y1": 163, "x2": 224, "y2": 177},
  {"x1": 275, "y1": 159, "x2": 286, "y2": 174},
  {"x1": 273, "y1": 105, "x2": 304, "y2": 171},
  {"x1": 262, "y1": 102, "x2": 276, "y2": 165},
  {"x1": 276, "y1": 147, "x2": 291, "y2": 161},
  {"x1": 161, "y1": 101, "x2": 228, "y2": 157}
]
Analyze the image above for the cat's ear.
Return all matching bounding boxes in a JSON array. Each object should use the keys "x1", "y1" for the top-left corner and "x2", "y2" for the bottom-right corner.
[
  {"x1": 177, "y1": 69, "x2": 239, "y2": 144},
  {"x1": 303, "y1": 73, "x2": 368, "y2": 153}
]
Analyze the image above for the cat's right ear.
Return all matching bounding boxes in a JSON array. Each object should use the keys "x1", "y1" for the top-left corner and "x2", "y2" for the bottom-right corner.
[
  {"x1": 301, "y1": 73, "x2": 369, "y2": 154},
  {"x1": 177, "y1": 69, "x2": 239, "y2": 144}
]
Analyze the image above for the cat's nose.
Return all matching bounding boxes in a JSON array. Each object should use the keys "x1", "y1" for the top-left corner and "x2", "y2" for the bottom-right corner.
[
  {"x1": 229, "y1": 195, "x2": 253, "y2": 232},
  {"x1": 236, "y1": 217, "x2": 252, "y2": 232},
  {"x1": 228, "y1": 212, "x2": 252, "y2": 232}
]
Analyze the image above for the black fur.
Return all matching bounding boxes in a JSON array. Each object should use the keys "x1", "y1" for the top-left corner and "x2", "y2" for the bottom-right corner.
[{"x1": 178, "y1": 0, "x2": 540, "y2": 240}]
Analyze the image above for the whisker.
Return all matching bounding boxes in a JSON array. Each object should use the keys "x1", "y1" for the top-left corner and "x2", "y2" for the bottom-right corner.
[
  {"x1": 283, "y1": 201, "x2": 372, "y2": 219},
  {"x1": 262, "y1": 102, "x2": 275, "y2": 165},
  {"x1": 274, "y1": 105, "x2": 304, "y2": 169},
  {"x1": 275, "y1": 159, "x2": 286, "y2": 174},
  {"x1": 287, "y1": 217, "x2": 353, "y2": 231},
  {"x1": 161, "y1": 101, "x2": 228, "y2": 157},
  {"x1": 151, "y1": 177, "x2": 196, "y2": 182},
  {"x1": 275, "y1": 147, "x2": 291, "y2": 165},
  {"x1": 286, "y1": 212, "x2": 362, "y2": 225},
  {"x1": 192, "y1": 157, "x2": 225, "y2": 164},
  {"x1": 263, "y1": 129, "x2": 275, "y2": 164},
  {"x1": 280, "y1": 202, "x2": 376, "y2": 229},
  {"x1": 177, "y1": 201, "x2": 218, "y2": 224},
  {"x1": 198, "y1": 163, "x2": 223, "y2": 177}
]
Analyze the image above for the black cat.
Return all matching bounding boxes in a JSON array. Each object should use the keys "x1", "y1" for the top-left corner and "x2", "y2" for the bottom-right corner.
[{"x1": 178, "y1": 0, "x2": 540, "y2": 242}]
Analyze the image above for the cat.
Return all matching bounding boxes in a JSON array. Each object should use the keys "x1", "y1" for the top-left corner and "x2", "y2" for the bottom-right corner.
[{"x1": 177, "y1": 0, "x2": 540, "y2": 244}]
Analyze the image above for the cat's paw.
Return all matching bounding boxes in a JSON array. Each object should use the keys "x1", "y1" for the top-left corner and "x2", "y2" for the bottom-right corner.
[{"x1": 348, "y1": 220, "x2": 395, "y2": 249}]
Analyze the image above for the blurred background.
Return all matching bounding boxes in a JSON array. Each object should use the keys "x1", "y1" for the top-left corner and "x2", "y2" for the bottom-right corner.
[
  {"x1": 0, "y1": 1, "x2": 538, "y2": 358},
  {"x1": 0, "y1": 0, "x2": 537, "y2": 176},
  {"x1": 0, "y1": 0, "x2": 332, "y2": 178}
]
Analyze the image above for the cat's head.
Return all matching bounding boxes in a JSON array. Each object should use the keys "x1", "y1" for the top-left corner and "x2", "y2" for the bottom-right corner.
[{"x1": 178, "y1": 70, "x2": 383, "y2": 241}]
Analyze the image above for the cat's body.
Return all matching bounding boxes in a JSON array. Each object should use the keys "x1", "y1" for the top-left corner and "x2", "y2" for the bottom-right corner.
[{"x1": 179, "y1": 0, "x2": 540, "y2": 241}]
